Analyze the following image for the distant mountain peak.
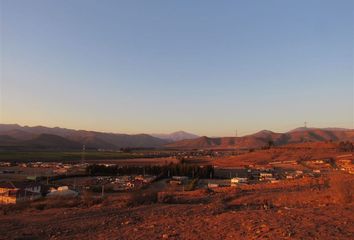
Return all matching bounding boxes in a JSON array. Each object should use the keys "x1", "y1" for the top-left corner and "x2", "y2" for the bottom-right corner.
[
  {"x1": 151, "y1": 131, "x2": 199, "y2": 142},
  {"x1": 171, "y1": 130, "x2": 189, "y2": 134},
  {"x1": 256, "y1": 130, "x2": 275, "y2": 134}
]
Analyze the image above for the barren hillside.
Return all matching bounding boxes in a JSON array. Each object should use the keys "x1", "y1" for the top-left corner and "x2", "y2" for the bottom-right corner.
[{"x1": 166, "y1": 129, "x2": 354, "y2": 149}]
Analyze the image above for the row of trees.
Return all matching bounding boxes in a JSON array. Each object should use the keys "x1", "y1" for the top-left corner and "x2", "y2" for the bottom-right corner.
[
  {"x1": 86, "y1": 163, "x2": 214, "y2": 178},
  {"x1": 337, "y1": 141, "x2": 354, "y2": 152}
]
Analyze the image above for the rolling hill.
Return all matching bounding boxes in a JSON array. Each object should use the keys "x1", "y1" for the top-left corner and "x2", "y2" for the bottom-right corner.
[
  {"x1": 165, "y1": 128, "x2": 354, "y2": 149},
  {"x1": 0, "y1": 124, "x2": 353, "y2": 150},
  {"x1": 0, "y1": 124, "x2": 169, "y2": 150},
  {"x1": 22, "y1": 134, "x2": 83, "y2": 150}
]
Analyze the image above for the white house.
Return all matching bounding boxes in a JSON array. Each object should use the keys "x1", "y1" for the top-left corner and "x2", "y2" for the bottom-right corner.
[{"x1": 231, "y1": 177, "x2": 248, "y2": 186}]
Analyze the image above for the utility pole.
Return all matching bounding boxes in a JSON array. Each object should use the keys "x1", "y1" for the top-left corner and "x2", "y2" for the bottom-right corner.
[
  {"x1": 304, "y1": 121, "x2": 307, "y2": 128},
  {"x1": 81, "y1": 144, "x2": 86, "y2": 164}
]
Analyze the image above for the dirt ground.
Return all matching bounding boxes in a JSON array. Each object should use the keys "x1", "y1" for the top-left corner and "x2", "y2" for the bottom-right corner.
[
  {"x1": 207, "y1": 142, "x2": 345, "y2": 168},
  {"x1": 0, "y1": 172, "x2": 353, "y2": 240}
]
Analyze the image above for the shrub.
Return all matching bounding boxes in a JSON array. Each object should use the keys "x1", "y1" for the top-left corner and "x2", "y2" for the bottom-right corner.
[
  {"x1": 185, "y1": 178, "x2": 198, "y2": 191},
  {"x1": 127, "y1": 190, "x2": 158, "y2": 206}
]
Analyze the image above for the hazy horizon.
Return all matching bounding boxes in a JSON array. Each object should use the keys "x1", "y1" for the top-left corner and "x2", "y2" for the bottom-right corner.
[{"x1": 1, "y1": 0, "x2": 353, "y2": 136}]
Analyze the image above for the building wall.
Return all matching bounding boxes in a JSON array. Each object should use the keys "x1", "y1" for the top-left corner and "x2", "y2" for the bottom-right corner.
[
  {"x1": 0, "y1": 188, "x2": 11, "y2": 194},
  {"x1": 0, "y1": 195, "x2": 17, "y2": 204}
]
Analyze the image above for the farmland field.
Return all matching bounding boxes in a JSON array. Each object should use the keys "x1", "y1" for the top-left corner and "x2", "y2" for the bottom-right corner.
[{"x1": 0, "y1": 151, "x2": 170, "y2": 162}]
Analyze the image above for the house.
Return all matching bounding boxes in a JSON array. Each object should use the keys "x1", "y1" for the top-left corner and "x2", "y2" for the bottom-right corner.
[
  {"x1": 135, "y1": 175, "x2": 157, "y2": 184},
  {"x1": 170, "y1": 176, "x2": 189, "y2": 185},
  {"x1": 47, "y1": 186, "x2": 78, "y2": 198},
  {"x1": 0, "y1": 181, "x2": 43, "y2": 204},
  {"x1": 285, "y1": 170, "x2": 302, "y2": 179},
  {"x1": 259, "y1": 172, "x2": 273, "y2": 181},
  {"x1": 214, "y1": 167, "x2": 249, "y2": 179},
  {"x1": 231, "y1": 177, "x2": 248, "y2": 186},
  {"x1": 207, "y1": 183, "x2": 219, "y2": 188},
  {"x1": 283, "y1": 160, "x2": 296, "y2": 164}
]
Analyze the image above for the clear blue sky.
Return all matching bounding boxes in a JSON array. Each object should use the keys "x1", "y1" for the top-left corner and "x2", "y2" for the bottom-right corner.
[{"x1": 1, "y1": 0, "x2": 353, "y2": 136}]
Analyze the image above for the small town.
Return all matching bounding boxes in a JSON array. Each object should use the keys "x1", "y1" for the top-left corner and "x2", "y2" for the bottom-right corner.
[
  {"x1": 1, "y1": 151, "x2": 352, "y2": 205},
  {"x1": 1, "y1": 0, "x2": 353, "y2": 239}
]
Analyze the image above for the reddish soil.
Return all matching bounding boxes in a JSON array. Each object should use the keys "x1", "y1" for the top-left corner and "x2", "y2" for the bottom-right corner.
[
  {"x1": 207, "y1": 142, "x2": 345, "y2": 167},
  {"x1": 0, "y1": 172, "x2": 353, "y2": 240}
]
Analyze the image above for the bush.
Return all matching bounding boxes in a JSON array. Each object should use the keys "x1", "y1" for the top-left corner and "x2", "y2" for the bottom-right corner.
[
  {"x1": 81, "y1": 192, "x2": 104, "y2": 207},
  {"x1": 157, "y1": 192, "x2": 174, "y2": 203},
  {"x1": 185, "y1": 178, "x2": 198, "y2": 191},
  {"x1": 127, "y1": 190, "x2": 158, "y2": 206}
]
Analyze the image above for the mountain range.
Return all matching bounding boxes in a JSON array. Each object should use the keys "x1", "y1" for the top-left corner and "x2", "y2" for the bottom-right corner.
[
  {"x1": 0, "y1": 124, "x2": 353, "y2": 150},
  {"x1": 165, "y1": 128, "x2": 354, "y2": 149},
  {"x1": 0, "y1": 124, "x2": 168, "y2": 150}
]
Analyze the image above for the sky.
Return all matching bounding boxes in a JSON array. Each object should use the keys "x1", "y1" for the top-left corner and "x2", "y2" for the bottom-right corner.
[{"x1": 0, "y1": 0, "x2": 353, "y2": 136}]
